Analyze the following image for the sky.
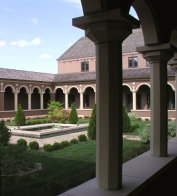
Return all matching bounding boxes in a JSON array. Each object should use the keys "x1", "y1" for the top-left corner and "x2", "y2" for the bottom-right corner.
[{"x1": 0, "y1": 0, "x2": 138, "y2": 74}]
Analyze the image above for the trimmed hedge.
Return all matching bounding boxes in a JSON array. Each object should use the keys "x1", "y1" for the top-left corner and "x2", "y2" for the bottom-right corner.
[{"x1": 29, "y1": 141, "x2": 39, "y2": 150}]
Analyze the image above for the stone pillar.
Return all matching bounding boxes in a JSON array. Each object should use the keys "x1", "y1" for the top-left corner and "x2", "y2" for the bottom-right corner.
[
  {"x1": 40, "y1": 93, "x2": 44, "y2": 110},
  {"x1": 14, "y1": 92, "x2": 18, "y2": 111},
  {"x1": 132, "y1": 90, "x2": 137, "y2": 110},
  {"x1": 73, "y1": 9, "x2": 139, "y2": 190},
  {"x1": 0, "y1": 91, "x2": 4, "y2": 111},
  {"x1": 169, "y1": 56, "x2": 177, "y2": 138},
  {"x1": 65, "y1": 92, "x2": 68, "y2": 110},
  {"x1": 94, "y1": 91, "x2": 96, "y2": 103},
  {"x1": 80, "y1": 91, "x2": 84, "y2": 109},
  {"x1": 137, "y1": 44, "x2": 173, "y2": 156},
  {"x1": 28, "y1": 92, "x2": 31, "y2": 110}
]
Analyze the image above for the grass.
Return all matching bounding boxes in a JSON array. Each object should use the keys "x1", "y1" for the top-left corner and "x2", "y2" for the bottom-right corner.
[{"x1": 1, "y1": 139, "x2": 149, "y2": 196}]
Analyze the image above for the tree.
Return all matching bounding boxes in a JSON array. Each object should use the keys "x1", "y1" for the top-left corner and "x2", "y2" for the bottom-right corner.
[
  {"x1": 15, "y1": 104, "x2": 26, "y2": 126},
  {"x1": 123, "y1": 105, "x2": 131, "y2": 133},
  {"x1": 0, "y1": 120, "x2": 11, "y2": 146},
  {"x1": 88, "y1": 104, "x2": 96, "y2": 140},
  {"x1": 47, "y1": 101, "x2": 64, "y2": 120},
  {"x1": 69, "y1": 103, "x2": 78, "y2": 124}
]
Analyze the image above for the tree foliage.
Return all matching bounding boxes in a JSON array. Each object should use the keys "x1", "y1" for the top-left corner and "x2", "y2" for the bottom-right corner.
[
  {"x1": 88, "y1": 104, "x2": 96, "y2": 140},
  {"x1": 15, "y1": 104, "x2": 26, "y2": 126},
  {"x1": 47, "y1": 101, "x2": 64, "y2": 120},
  {"x1": 69, "y1": 103, "x2": 78, "y2": 124}
]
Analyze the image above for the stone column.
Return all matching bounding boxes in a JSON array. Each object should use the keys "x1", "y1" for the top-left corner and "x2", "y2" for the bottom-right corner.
[
  {"x1": 169, "y1": 56, "x2": 177, "y2": 137},
  {"x1": 14, "y1": 92, "x2": 18, "y2": 111},
  {"x1": 28, "y1": 92, "x2": 31, "y2": 110},
  {"x1": 40, "y1": 92, "x2": 44, "y2": 110},
  {"x1": 80, "y1": 91, "x2": 84, "y2": 109},
  {"x1": 132, "y1": 90, "x2": 137, "y2": 110},
  {"x1": 0, "y1": 91, "x2": 4, "y2": 111},
  {"x1": 65, "y1": 92, "x2": 68, "y2": 110},
  {"x1": 137, "y1": 44, "x2": 173, "y2": 157},
  {"x1": 73, "y1": 9, "x2": 139, "y2": 190}
]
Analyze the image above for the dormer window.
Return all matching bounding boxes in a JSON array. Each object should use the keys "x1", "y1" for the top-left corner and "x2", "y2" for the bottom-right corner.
[
  {"x1": 128, "y1": 56, "x2": 138, "y2": 68},
  {"x1": 81, "y1": 61, "x2": 89, "y2": 72}
]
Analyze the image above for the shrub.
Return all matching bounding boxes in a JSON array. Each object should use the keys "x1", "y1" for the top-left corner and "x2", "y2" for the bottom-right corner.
[
  {"x1": 70, "y1": 138, "x2": 78, "y2": 145},
  {"x1": 15, "y1": 104, "x2": 26, "y2": 126},
  {"x1": 88, "y1": 104, "x2": 96, "y2": 140},
  {"x1": 47, "y1": 101, "x2": 64, "y2": 121},
  {"x1": 61, "y1": 141, "x2": 70, "y2": 148},
  {"x1": 0, "y1": 120, "x2": 11, "y2": 146},
  {"x1": 123, "y1": 106, "x2": 131, "y2": 133},
  {"x1": 43, "y1": 144, "x2": 53, "y2": 152},
  {"x1": 29, "y1": 141, "x2": 39, "y2": 150},
  {"x1": 78, "y1": 134, "x2": 87, "y2": 142},
  {"x1": 52, "y1": 142, "x2": 62, "y2": 150},
  {"x1": 17, "y1": 138, "x2": 27, "y2": 150},
  {"x1": 168, "y1": 121, "x2": 176, "y2": 137},
  {"x1": 69, "y1": 103, "x2": 78, "y2": 124},
  {"x1": 139, "y1": 125, "x2": 150, "y2": 143}
]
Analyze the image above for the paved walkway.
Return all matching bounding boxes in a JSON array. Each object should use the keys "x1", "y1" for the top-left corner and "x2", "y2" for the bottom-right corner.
[
  {"x1": 9, "y1": 131, "x2": 141, "y2": 148},
  {"x1": 10, "y1": 131, "x2": 87, "y2": 147}
]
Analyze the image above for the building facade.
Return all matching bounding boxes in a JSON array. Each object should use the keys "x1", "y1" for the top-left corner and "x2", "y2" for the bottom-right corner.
[{"x1": 0, "y1": 28, "x2": 175, "y2": 120}]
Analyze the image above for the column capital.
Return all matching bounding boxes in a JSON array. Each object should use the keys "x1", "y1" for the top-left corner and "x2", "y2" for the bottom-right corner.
[
  {"x1": 73, "y1": 8, "x2": 139, "y2": 43},
  {"x1": 137, "y1": 43, "x2": 174, "y2": 63}
]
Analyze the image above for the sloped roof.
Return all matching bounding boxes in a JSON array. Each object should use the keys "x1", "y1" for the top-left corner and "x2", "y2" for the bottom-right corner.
[
  {"x1": 0, "y1": 68, "x2": 55, "y2": 82},
  {"x1": 57, "y1": 28, "x2": 144, "y2": 61},
  {"x1": 53, "y1": 72, "x2": 96, "y2": 83},
  {"x1": 0, "y1": 67, "x2": 174, "y2": 83},
  {"x1": 53, "y1": 68, "x2": 174, "y2": 83}
]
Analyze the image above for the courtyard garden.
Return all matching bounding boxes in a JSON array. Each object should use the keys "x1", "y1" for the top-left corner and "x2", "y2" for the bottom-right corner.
[{"x1": 1, "y1": 103, "x2": 176, "y2": 196}]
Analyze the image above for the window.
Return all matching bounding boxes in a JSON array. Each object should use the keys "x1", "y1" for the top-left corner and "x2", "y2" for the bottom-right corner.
[
  {"x1": 128, "y1": 56, "x2": 138, "y2": 68},
  {"x1": 81, "y1": 61, "x2": 89, "y2": 72}
]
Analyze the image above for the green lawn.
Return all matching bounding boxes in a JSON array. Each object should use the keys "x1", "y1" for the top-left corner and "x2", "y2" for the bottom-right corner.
[{"x1": 1, "y1": 140, "x2": 149, "y2": 196}]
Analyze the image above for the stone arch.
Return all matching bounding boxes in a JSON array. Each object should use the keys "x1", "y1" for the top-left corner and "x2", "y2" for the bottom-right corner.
[
  {"x1": 167, "y1": 82, "x2": 175, "y2": 91},
  {"x1": 31, "y1": 87, "x2": 40, "y2": 109},
  {"x1": 83, "y1": 86, "x2": 95, "y2": 108},
  {"x1": 132, "y1": 0, "x2": 159, "y2": 45},
  {"x1": 136, "y1": 83, "x2": 150, "y2": 91},
  {"x1": 54, "y1": 86, "x2": 64, "y2": 93},
  {"x1": 123, "y1": 83, "x2": 133, "y2": 91},
  {"x1": 68, "y1": 86, "x2": 80, "y2": 93},
  {"x1": 44, "y1": 87, "x2": 52, "y2": 93},
  {"x1": 4, "y1": 84, "x2": 15, "y2": 93},
  {"x1": 123, "y1": 85, "x2": 132, "y2": 112},
  {"x1": 83, "y1": 85, "x2": 96, "y2": 93},
  {"x1": 32, "y1": 86, "x2": 42, "y2": 93},
  {"x1": 136, "y1": 84, "x2": 150, "y2": 110},
  {"x1": 55, "y1": 88, "x2": 65, "y2": 108},
  {"x1": 19, "y1": 85, "x2": 29, "y2": 93},
  {"x1": 4, "y1": 86, "x2": 15, "y2": 110},
  {"x1": 68, "y1": 87, "x2": 80, "y2": 108},
  {"x1": 167, "y1": 84, "x2": 175, "y2": 110},
  {"x1": 18, "y1": 87, "x2": 28, "y2": 110}
]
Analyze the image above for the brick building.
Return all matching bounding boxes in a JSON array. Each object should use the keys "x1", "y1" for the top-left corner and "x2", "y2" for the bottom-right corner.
[{"x1": 0, "y1": 28, "x2": 175, "y2": 119}]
